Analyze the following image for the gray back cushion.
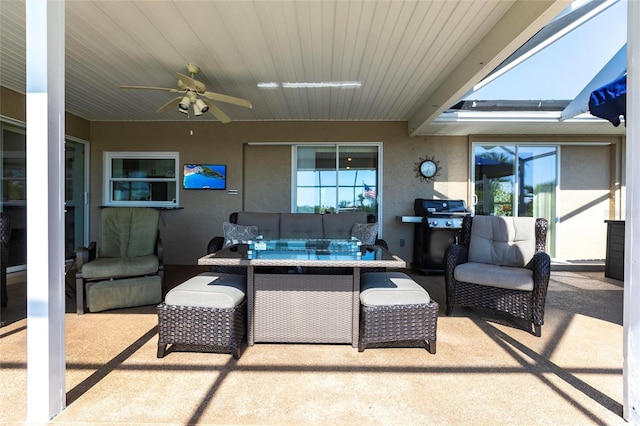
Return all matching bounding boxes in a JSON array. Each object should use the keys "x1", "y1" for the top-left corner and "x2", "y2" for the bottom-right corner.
[
  {"x1": 468, "y1": 216, "x2": 536, "y2": 267},
  {"x1": 100, "y1": 207, "x2": 159, "y2": 258},
  {"x1": 236, "y1": 212, "x2": 280, "y2": 239},
  {"x1": 280, "y1": 213, "x2": 323, "y2": 239},
  {"x1": 100, "y1": 208, "x2": 132, "y2": 258},
  {"x1": 322, "y1": 212, "x2": 368, "y2": 239},
  {"x1": 127, "y1": 208, "x2": 160, "y2": 257}
]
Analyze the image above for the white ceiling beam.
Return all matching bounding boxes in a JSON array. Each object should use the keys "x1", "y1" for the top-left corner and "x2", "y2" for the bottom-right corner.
[{"x1": 408, "y1": 0, "x2": 570, "y2": 137}]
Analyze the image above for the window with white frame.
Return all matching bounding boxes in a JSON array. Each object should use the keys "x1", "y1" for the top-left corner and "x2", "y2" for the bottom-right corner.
[
  {"x1": 103, "y1": 152, "x2": 179, "y2": 207},
  {"x1": 293, "y1": 144, "x2": 380, "y2": 217}
]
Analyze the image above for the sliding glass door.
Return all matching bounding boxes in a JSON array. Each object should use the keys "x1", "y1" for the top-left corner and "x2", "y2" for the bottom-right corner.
[
  {"x1": 472, "y1": 144, "x2": 557, "y2": 255},
  {"x1": 65, "y1": 139, "x2": 87, "y2": 260},
  {"x1": 1, "y1": 124, "x2": 26, "y2": 269},
  {"x1": 1, "y1": 121, "x2": 88, "y2": 270}
]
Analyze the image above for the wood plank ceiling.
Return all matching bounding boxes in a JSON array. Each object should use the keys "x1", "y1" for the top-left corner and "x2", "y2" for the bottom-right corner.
[{"x1": 1, "y1": 0, "x2": 599, "y2": 136}]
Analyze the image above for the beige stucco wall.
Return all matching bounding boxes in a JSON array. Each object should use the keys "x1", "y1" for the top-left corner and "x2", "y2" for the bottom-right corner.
[
  {"x1": 1, "y1": 86, "x2": 90, "y2": 141},
  {"x1": 89, "y1": 121, "x2": 470, "y2": 264},
  {"x1": 243, "y1": 144, "x2": 292, "y2": 212},
  {"x1": 557, "y1": 144, "x2": 612, "y2": 260},
  {"x1": 0, "y1": 87, "x2": 26, "y2": 122}
]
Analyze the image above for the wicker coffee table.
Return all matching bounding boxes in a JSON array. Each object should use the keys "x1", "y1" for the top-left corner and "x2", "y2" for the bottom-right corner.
[{"x1": 198, "y1": 239, "x2": 406, "y2": 347}]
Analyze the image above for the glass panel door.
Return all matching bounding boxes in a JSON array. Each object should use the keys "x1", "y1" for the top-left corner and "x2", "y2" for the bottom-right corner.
[
  {"x1": 473, "y1": 145, "x2": 516, "y2": 216},
  {"x1": 1, "y1": 125, "x2": 26, "y2": 269},
  {"x1": 1, "y1": 125, "x2": 88, "y2": 267},
  {"x1": 296, "y1": 146, "x2": 337, "y2": 213},
  {"x1": 338, "y1": 146, "x2": 378, "y2": 214},
  {"x1": 473, "y1": 146, "x2": 515, "y2": 216},
  {"x1": 472, "y1": 144, "x2": 557, "y2": 255},
  {"x1": 65, "y1": 140, "x2": 87, "y2": 260},
  {"x1": 517, "y1": 146, "x2": 557, "y2": 220}
]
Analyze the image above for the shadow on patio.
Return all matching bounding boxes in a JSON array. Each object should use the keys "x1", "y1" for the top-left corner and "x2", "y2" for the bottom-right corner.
[{"x1": 0, "y1": 266, "x2": 625, "y2": 425}]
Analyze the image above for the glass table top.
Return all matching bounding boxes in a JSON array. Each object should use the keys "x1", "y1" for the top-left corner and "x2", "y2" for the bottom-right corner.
[
  {"x1": 247, "y1": 238, "x2": 362, "y2": 260},
  {"x1": 212, "y1": 239, "x2": 396, "y2": 262}
]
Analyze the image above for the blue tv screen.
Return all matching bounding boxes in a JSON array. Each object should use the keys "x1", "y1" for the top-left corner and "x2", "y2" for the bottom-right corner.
[{"x1": 183, "y1": 164, "x2": 226, "y2": 190}]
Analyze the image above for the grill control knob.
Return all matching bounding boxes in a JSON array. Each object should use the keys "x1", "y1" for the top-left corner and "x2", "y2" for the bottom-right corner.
[{"x1": 446, "y1": 220, "x2": 452, "y2": 226}]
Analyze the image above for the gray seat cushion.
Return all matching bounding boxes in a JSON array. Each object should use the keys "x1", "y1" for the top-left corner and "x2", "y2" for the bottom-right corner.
[
  {"x1": 454, "y1": 261, "x2": 534, "y2": 291},
  {"x1": 81, "y1": 255, "x2": 159, "y2": 280},
  {"x1": 87, "y1": 275, "x2": 162, "y2": 312},
  {"x1": 164, "y1": 272, "x2": 247, "y2": 309},
  {"x1": 360, "y1": 272, "x2": 431, "y2": 307}
]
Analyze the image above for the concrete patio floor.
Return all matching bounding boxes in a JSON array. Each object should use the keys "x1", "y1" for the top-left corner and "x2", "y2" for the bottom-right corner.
[{"x1": 0, "y1": 265, "x2": 626, "y2": 425}]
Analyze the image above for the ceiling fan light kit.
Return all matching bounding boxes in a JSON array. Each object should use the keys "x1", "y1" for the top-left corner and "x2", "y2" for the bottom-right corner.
[
  {"x1": 178, "y1": 96, "x2": 191, "y2": 113},
  {"x1": 120, "y1": 64, "x2": 252, "y2": 122},
  {"x1": 195, "y1": 98, "x2": 209, "y2": 113}
]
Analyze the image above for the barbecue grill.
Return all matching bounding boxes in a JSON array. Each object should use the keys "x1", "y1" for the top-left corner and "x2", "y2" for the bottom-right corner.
[{"x1": 412, "y1": 198, "x2": 470, "y2": 274}]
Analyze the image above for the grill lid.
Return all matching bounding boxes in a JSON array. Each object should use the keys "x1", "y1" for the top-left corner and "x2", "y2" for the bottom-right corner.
[{"x1": 414, "y1": 198, "x2": 469, "y2": 215}]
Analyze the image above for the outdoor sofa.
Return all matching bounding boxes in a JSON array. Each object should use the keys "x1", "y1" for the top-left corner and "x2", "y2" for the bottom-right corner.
[
  {"x1": 206, "y1": 211, "x2": 387, "y2": 275},
  {"x1": 207, "y1": 211, "x2": 387, "y2": 253}
]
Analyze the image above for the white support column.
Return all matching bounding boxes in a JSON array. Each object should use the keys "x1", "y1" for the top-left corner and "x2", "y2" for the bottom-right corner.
[
  {"x1": 25, "y1": 0, "x2": 66, "y2": 421},
  {"x1": 624, "y1": 0, "x2": 640, "y2": 422}
]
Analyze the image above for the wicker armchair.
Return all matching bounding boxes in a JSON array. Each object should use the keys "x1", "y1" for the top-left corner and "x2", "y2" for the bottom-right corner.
[{"x1": 444, "y1": 215, "x2": 550, "y2": 336}]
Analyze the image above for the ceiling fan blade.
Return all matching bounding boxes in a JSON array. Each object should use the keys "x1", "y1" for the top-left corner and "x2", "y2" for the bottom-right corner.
[
  {"x1": 203, "y1": 91, "x2": 252, "y2": 109},
  {"x1": 176, "y1": 72, "x2": 206, "y2": 92},
  {"x1": 156, "y1": 97, "x2": 182, "y2": 113},
  {"x1": 206, "y1": 102, "x2": 232, "y2": 123},
  {"x1": 120, "y1": 85, "x2": 181, "y2": 93}
]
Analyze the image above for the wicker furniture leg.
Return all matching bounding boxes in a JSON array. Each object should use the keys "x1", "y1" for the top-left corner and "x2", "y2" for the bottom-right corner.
[
  {"x1": 351, "y1": 267, "x2": 360, "y2": 348},
  {"x1": 247, "y1": 265, "x2": 255, "y2": 346},
  {"x1": 75, "y1": 275, "x2": 86, "y2": 315}
]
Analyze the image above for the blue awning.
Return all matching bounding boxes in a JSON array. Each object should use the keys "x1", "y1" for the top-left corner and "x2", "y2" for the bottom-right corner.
[{"x1": 589, "y1": 74, "x2": 627, "y2": 126}]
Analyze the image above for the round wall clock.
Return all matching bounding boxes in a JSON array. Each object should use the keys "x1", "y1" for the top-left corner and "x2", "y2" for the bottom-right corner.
[{"x1": 414, "y1": 155, "x2": 442, "y2": 183}]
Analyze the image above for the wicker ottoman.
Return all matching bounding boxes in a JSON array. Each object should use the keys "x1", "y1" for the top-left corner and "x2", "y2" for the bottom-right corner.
[
  {"x1": 157, "y1": 272, "x2": 247, "y2": 359},
  {"x1": 359, "y1": 272, "x2": 438, "y2": 354}
]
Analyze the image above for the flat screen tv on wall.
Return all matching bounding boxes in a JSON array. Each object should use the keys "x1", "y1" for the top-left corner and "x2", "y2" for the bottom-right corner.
[{"x1": 183, "y1": 164, "x2": 227, "y2": 190}]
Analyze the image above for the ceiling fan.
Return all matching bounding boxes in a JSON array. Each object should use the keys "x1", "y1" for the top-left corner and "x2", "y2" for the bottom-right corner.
[{"x1": 120, "y1": 64, "x2": 252, "y2": 123}]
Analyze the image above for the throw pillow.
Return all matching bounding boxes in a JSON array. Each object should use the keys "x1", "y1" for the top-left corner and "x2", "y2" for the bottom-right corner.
[
  {"x1": 222, "y1": 222, "x2": 260, "y2": 248},
  {"x1": 351, "y1": 223, "x2": 378, "y2": 246}
]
